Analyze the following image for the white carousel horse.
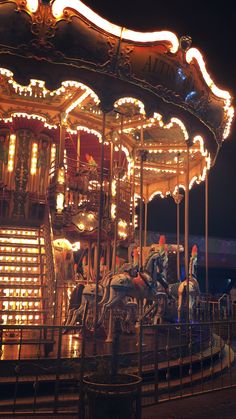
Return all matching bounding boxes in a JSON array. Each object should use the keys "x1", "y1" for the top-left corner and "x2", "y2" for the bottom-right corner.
[{"x1": 169, "y1": 244, "x2": 200, "y2": 322}]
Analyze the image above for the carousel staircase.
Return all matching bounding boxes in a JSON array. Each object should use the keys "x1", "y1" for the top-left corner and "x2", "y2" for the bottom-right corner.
[{"x1": 0, "y1": 226, "x2": 47, "y2": 325}]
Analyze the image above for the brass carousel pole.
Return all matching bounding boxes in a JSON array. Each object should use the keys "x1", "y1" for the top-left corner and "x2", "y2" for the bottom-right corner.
[
  {"x1": 59, "y1": 113, "x2": 66, "y2": 166},
  {"x1": 205, "y1": 167, "x2": 209, "y2": 317},
  {"x1": 108, "y1": 140, "x2": 114, "y2": 219},
  {"x1": 107, "y1": 116, "x2": 123, "y2": 344},
  {"x1": 93, "y1": 111, "x2": 106, "y2": 354},
  {"x1": 185, "y1": 143, "x2": 190, "y2": 323},
  {"x1": 87, "y1": 242, "x2": 91, "y2": 284},
  {"x1": 139, "y1": 155, "x2": 144, "y2": 269},
  {"x1": 139, "y1": 150, "x2": 147, "y2": 269},
  {"x1": 76, "y1": 131, "x2": 80, "y2": 171},
  {"x1": 174, "y1": 152, "x2": 183, "y2": 280},
  {"x1": 176, "y1": 158, "x2": 180, "y2": 281},
  {"x1": 144, "y1": 199, "x2": 148, "y2": 247},
  {"x1": 139, "y1": 124, "x2": 149, "y2": 262},
  {"x1": 131, "y1": 151, "x2": 136, "y2": 234},
  {"x1": 108, "y1": 139, "x2": 114, "y2": 272},
  {"x1": 111, "y1": 118, "x2": 123, "y2": 272},
  {"x1": 138, "y1": 148, "x2": 147, "y2": 367}
]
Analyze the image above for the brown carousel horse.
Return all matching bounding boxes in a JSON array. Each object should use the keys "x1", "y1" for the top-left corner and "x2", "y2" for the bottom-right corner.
[{"x1": 97, "y1": 236, "x2": 171, "y2": 326}]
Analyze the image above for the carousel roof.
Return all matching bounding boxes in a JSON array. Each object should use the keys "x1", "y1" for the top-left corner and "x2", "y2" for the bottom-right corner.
[{"x1": 0, "y1": 0, "x2": 234, "y2": 199}]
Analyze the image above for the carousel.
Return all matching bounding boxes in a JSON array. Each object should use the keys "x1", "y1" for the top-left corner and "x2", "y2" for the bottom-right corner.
[{"x1": 0, "y1": 0, "x2": 234, "y2": 339}]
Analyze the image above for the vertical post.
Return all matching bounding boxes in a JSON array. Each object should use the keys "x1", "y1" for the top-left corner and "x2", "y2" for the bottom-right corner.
[
  {"x1": 131, "y1": 152, "x2": 136, "y2": 233},
  {"x1": 139, "y1": 151, "x2": 147, "y2": 268},
  {"x1": 177, "y1": 199, "x2": 180, "y2": 280},
  {"x1": 59, "y1": 114, "x2": 66, "y2": 166},
  {"x1": 139, "y1": 157, "x2": 144, "y2": 269},
  {"x1": 144, "y1": 199, "x2": 148, "y2": 247},
  {"x1": 173, "y1": 153, "x2": 183, "y2": 280},
  {"x1": 205, "y1": 168, "x2": 209, "y2": 313},
  {"x1": 93, "y1": 112, "x2": 106, "y2": 354},
  {"x1": 112, "y1": 116, "x2": 123, "y2": 272},
  {"x1": 140, "y1": 125, "x2": 144, "y2": 146},
  {"x1": 87, "y1": 242, "x2": 92, "y2": 284},
  {"x1": 185, "y1": 143, "x2": 190, "y2": 322},
  {"x1": 76, "y1": 131, "x2": 80, "y2": 171},
  {"x1": 108, "y1": 141, "x2": 114, "y2": 219},
  {"x1": 140, "y1": 126, "x2": 144, "y2": 265},
  {"x1": 106, "y1": 241, "x2": 111, "y2": 271},
  {"x1": 93, "y1": 244, "x2": 98, "y2": 280},
  {"x1": 78, "y1": 301, "x2": 89, "y2": 419},
  {"x1": 176, "y1": 153, "x2": 181, "y2": 280}
]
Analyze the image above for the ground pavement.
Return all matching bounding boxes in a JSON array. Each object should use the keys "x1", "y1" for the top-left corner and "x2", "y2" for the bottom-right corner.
[{"x1": 1, "y1": 386, "x2": 236, "y2": 419}]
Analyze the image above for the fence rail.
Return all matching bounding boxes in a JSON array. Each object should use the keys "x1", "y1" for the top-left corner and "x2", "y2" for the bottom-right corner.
[{"x1": 0, "y1": 318, "x2": 236, "y2": 416}]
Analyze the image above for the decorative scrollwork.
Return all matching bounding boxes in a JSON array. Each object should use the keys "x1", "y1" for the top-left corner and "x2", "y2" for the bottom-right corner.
[
  {"x1": 30, "y1": 2, "x2": 57, "y2": 47},
  {"x1": 12, "y1": 129, "x2": 31, "y2": 218}
]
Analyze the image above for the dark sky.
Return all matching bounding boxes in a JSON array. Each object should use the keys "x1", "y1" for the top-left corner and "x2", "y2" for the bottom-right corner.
[{"x1": 84, "y1": 0, "x2": 236, "y2": 239}]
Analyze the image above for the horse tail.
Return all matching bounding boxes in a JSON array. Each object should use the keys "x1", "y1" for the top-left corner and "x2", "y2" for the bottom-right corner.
[
  {"x1": 68, "y1": 284, "x2": 85, "y2": 310},
  {"x1": 99, "y1": 271, "x2": 113, "y2": 306},
  {"x1": 169, "y1": 282, "x2": 180, "y2": 299}
]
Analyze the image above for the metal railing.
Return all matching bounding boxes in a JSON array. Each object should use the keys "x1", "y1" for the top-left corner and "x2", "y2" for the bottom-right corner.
[
  {"x1": 42, "y1": 207, "x2": 57, "y2": 325},
  {"x1": 139, "y1": 320, "x2": 236, "y2": 408},
  {"x1": 197, "y1": 293, "x2": 233, "y2": 321},
  {"x1": 1, "y1": 316, "x2": 236, "y2": 416},
  {"x1": 0, "y1": 303, "x2": 88, "y2": 417}
]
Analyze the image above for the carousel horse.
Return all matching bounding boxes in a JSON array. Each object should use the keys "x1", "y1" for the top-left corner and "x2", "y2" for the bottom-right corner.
[
  {"x1": 64, "y1": 270, "x2": 113, "y2": 327},
  {"x1": 98, "y1": 236, "x2": 171, "y2": 326},
  {"x1": 169, "y1": 244, "x2": 200, "y2": 322}
]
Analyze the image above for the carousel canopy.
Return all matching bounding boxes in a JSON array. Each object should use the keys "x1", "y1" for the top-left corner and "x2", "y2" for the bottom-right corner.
[{"x1": 0, "y1": 0, "x2": 234, "y2": 199}]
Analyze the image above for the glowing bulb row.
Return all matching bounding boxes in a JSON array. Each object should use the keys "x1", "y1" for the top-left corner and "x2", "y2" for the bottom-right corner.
[
  {"x1": 30, "y1": 142, "x2": 38, "y2": 175},
  {"x1": 1, "y1": 314, "x2": 40, "y2": 324},
  {"x1": 7, "y1": 134, "x2": 16, "y2": 172},
  {"x1": 0, "y1": 256, "x2": 38, "y2": 262},
  {"x1": 0, "y1": 229, "x2": 37, "y2": 236},
  {"x1": 0, "y1": 266, "x2": 39, "y2": 272},
  {"x1": 0, "y1": 277, "x2": 39, "y2": 283},
  {"x1": 0, "y1": 246, "x2": 39, "y2": 254},
  {"x1": 0, "y1": 238, "x2": 40, "y2": 244}
]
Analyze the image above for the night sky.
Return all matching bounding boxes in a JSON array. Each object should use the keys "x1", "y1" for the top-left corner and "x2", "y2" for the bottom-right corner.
[{"x1": 84, "y1": 0, "x2": 236, "y2": 239}]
